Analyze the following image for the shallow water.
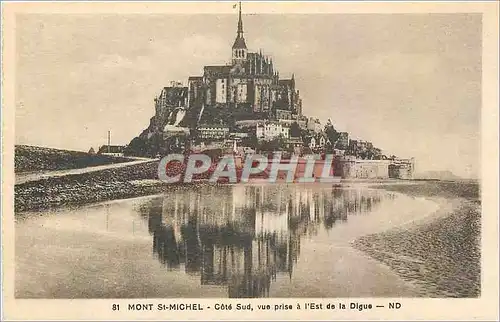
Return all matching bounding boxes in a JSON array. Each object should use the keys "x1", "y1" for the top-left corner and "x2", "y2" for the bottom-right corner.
[{"x1": 15, "y1": 183, "x2": 438, "y2": 298}]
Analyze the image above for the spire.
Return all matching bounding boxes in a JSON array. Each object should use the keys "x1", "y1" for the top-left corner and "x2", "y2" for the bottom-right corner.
[
  {"x1": 232, "y1": 1, "x2": 247, "y2": 49},
  {"x1": 237, "y1": 2, "x2": 243, "y2": 37}
]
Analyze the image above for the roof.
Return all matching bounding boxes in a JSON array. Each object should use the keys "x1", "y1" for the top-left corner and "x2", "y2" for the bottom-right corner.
[
  {"x1": 256, "y1": 121, "x2": 286, "y2": 127},
  {"x1": 198, "y1": 124, "x2": 229, "y2": 129},
  {"x1": 316, "y1": 133, "x2": 328, "y2": 140},
  {"x1": 232, "y1": 36, "x2": 247, "y2": 49},
  {"x1": 188, "y1": 76, "x2": 203, "y2": 81},
  {"x1": 279, "y1": 79, "x2": 294, "y2": 86},
  {"x1": 204, "y1": 65, "x2": 232, "y2": 76}
]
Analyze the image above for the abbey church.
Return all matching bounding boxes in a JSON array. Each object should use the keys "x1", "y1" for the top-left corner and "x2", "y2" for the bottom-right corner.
[{"x1": 153, "y1": 3, "x2": 304, "y2": 129}]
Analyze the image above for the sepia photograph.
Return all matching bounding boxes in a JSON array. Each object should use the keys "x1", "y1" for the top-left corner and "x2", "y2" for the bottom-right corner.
[{"x1": 2, "y1": 1, "x2": 499, "y2": 320}]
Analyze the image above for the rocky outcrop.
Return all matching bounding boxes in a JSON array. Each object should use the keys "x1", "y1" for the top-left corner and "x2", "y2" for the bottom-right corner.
[{"x1": 125, "y1": 86, "x2": 202, "y2": 157}]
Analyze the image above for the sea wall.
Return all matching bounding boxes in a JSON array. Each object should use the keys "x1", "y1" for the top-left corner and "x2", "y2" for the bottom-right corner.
[
  {"x1": 334, "y1": 156, "x2": 415, "y2": 179},
  {"x1": 15, "y1": 161, "x2": 163, "y2": 213},
  {"x1": 334, "y1": 157, "x2": 391, "y2": 179},
  {"x1": 15, "y1": 145, "x2": 131, "y2": 173},
  {"x1": 389, "y1": 163, "x2": 413, "y2": 179}
]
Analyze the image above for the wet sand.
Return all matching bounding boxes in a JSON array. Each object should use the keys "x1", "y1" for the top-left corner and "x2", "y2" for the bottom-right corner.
[
  {"x1": 15, "y1": 185, "x2": 437, "y2": 298},
  {"x1": 352, "y1": 181, "x2": 481, "y2": 297}
]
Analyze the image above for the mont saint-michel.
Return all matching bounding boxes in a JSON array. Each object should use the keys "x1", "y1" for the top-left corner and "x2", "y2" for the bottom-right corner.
[
  {"x1": 12, "y1": 3, "x2": 481, "y2": 308},
  {"x1": 125, "y1": 4, "x2": 414, "y2": 180}
]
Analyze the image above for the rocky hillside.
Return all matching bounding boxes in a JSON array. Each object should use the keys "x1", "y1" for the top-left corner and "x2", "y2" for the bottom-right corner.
[{"x1": 125, "y1": 86, "x2": 201, "y2": 157}]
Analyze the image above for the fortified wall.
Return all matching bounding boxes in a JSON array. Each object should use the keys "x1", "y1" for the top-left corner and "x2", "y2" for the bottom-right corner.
[
  {"x1": 388, "y1": 158, "x2": 415, "y2": 179},
  {"x1": 334, "y1": 156, "x2": 414, "y2": 179}
]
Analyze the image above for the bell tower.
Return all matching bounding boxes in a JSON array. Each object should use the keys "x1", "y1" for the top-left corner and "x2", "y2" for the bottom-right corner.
[{"x1": 232, "y1": 2, "x2": 247, "y2": 65}]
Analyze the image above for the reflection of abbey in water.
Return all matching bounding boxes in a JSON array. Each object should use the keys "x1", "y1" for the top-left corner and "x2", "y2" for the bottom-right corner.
[{"x1": 140, "y1": 185, "x2": 385, "y2": 298}]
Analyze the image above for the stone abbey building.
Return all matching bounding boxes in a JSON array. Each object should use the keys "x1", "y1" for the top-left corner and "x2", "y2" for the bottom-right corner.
[{"x1": 152, "y1": 3, "x2": 303, "y2": 130}]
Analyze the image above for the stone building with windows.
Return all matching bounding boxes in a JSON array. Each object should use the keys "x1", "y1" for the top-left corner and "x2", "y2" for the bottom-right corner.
[
  {"x1": 256, "y1": 121, "x2": 290, "y2": 141},
  {"x1": 97, "y1": 145, "x2": 126, "y2": 157},
  {"x1": 150, "y1": 3, "x2": 304, "y2": 131},
  {"x1": 197, "y1": 124, "x2": 230, "y2": 140}
]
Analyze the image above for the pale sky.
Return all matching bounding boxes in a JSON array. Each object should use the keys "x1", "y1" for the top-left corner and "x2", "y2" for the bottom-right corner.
[{"x1": 15, "y1": 13, "x2": 481, "y2": 178}]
